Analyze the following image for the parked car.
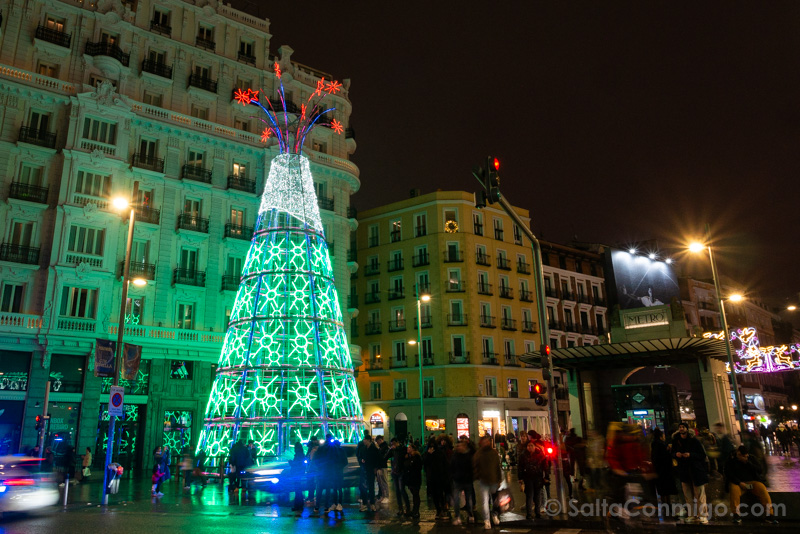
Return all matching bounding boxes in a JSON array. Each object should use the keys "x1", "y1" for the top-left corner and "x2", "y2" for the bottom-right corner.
[
  {"x1": 0, "y1": 456, "x2": 59, "y2": 514},
  {"x1": 243, "y1": 443, "x2": 360, "y2": 493}
]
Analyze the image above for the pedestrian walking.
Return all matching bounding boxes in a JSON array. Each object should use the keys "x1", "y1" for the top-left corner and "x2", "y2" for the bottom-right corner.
[
  {"x1": 672, "y1": 422, "x2": 709, "y2": 523},
  {"x1": 518, "y1": 439, "x2": 547, "y2": 521},
  {"x1": 152, "y1": 463, "x2": 165, "y2": 496},
  {"x1": 450, "y1": 437, "x2": 475, "y2": 525},
  {"x1": 306, "y1": 439, "x2": 320, "y2": 507},
  {"x1": 776, "y1": 424, "x2": 791, "y2": 456},
  {"x1": 356, "y1": 432, "x2": 379, "y2": 511},
  {"x1": 375, "y1": 435, "x2": 390, "y2": 503},
  {"x1": 330, "y1": 437, "x2": 347, "y2": 515},
  {"x1": 585, "y1": 429, "x2": 605, "y2": 492},
  {"x1": 402, "y1": 442, "x2": 423, "y2": 520},
  {"x1": 650, "y1": 428, "x2": 677, "y2": 516},
  {"x1": 606, "y1": 423, "x2": 650, "y2": 517},
  {"x1": 423, "y1": 439, "x2": 449, "y2": 518},
  {"x1": 81, "y1": 447, "x2": 92, "y2": 483},
  {"x1": 289, "y1": 442, "x2": 306, "y2": 512},
  {"x1": 473, "y1": 435, "x2": 502, "y2": 530},
  {"x1": 312, "y1": 436, "x2": 331, "y2": 514},
  {"x1": 390, "y1": 437, "x2": 408, "y2": 516}
]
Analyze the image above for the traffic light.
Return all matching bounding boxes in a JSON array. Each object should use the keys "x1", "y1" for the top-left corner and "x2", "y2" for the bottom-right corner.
[
  {"x1": 531, "y1": 381, "x2": 548, "y2": 407},
  {"x1": 487, "y1": 157, "x2": 501, "y2": 203},
  {"x1": 472, "y1": 156, "x2": 501, "y2": 206},
  {"x1": 544, "y1": 443, "x2": 555, "y2": 459},
  {"x1": 35, "y1": 415, "x2": 43, "y2": 432},
  {"x1": 540, "y1": 344, "x2": 552, "y2": 380}
]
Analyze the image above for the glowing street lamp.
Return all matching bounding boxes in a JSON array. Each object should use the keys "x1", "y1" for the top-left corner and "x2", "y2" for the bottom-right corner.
[
  {"x1": 788, "y1": 305, "x2": 797, "y2": 311},
  {"x1": 689, "y1": 233, "x2": 746, "y2": 437},
  {"x1": 414, "y1": 283, "x2": 431, "y2": 442}
]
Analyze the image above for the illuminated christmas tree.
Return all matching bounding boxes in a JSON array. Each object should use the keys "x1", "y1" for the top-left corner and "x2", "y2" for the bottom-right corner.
[{"x1": 196, "y1": 65, "x2": 362, "y2": 463}]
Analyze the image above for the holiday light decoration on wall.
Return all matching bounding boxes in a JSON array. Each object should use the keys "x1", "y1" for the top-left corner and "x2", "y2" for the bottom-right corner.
[
  {"x1": 197, "y1": 64, "x2": 363, "y2": 463},
  {"x1": 704, "y1": 327, "x2": 800, "y2": 373}
]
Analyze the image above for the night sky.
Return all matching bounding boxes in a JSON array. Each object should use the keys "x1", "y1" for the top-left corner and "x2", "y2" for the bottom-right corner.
[{"x1": 232, "y1": 1, "x2": 800, "y2": 305}]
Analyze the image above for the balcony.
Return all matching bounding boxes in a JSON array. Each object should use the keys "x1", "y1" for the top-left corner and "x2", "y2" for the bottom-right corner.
[
  {"x1": 364, "y1": 292, "x2": 381, "y2": 304},
  {"x1": 443, "y1": 250, "x2": 463, "y2": 262},
  {"x1": 519, "y1": 289, "x2": 533, "y2": 302},
  {"x1": 593, "y1": 296, "x2": 607, "y2": 307},
  {"x1": 446, "y1": 280, "x2": 464, "y2": 292},
  {"x1": 494, "y1": 228, "x2": 504, "y2": 240},
  {"x1": 565, "y1": 322, "x2": 579, "y2": 333},
  {"x1": 122, "y1": 261, "x2": 156, "y2": 281},
  {"x1": 238, "y1": 51, "x2": 256, "y2": 65},
  {"x1": 412, "y1": 253, "x2": 429, "y2": 267},
  {"x1": 549, "y1": 320, "x2": 565, "y2": 331},
  {"x1": 188, "y1": 74, "x2": 218, "y2": 93},
  {"x1": 150, "y1": 20, "x2": 172, "y2": 36},
  {"x1": 517, "y1": 261, "x2": 531, "y2": 274},
  {"x1": 368, "y1": 236, "x2": 379, "y2": 248},
  {"x1": 449, "y1": 352, "x2": 470, "y2": 364},
  {"x1": 177, "y1": 213, "x2": 209, "y2": 233},
  {"x1": 388, "y1": 289, "x2": 405, "y2": 301},
  {"x1": 364, "y1": 263, "x2": 380, "y2": 276},
  {"x1": 497, "y1": 256, "x2": 511, "y2": 270},
  {"x1": 347, "y1": 206, "x2": 358, "y2": 219},
  {"x1": 521, "y1": 320, "x2": 537, "y2": 333},
  {"x1": 227, "y1": 175, "x2": 256, "y2": 193},
  {"x1": 224, "y1": 223, "x2": 253, "y2": 241},
  {"x1": 56, "y1": 317, "x2": 96, "y2": 333},
  {"x1": 35, "y1": 25, "x2": 72, "y2": 48},
  {"x1": 474, "y1": 223, "x2": 483, "y2": 236},
  {"x1": 476, "y1": 252, "x2": 490, "y2": 266},
  {"x1": 501, "y1": 317, "x2": 517, "y2": 331},
  {"x1": 347, "y1": 249, "x2": 357, "y2": 262},
  {"x1": 9, "y1": 182, "x2": 49, "y2": 204},
  {"x1": 581, "y1": 325, "x2": 598, "y2": 335},
  {"x1": 85, "y1": 41, "x2": 130, "y2": 67},
  {"x1": 482, "y1": 353, "x2": 499, "y2": 365},
  {"x1": 561, "y1": 290, "x2": 575, "y2": 301},
  {"x1": 504, "y1": 355, "x2": 520, "y2": 367},
  {"x1": 367, "y1": 359, "x2": 382, "y2": 370},
  {"x1": 132, "y1": 153, "x2": 164, "y2": 173},
  {"x1": 141, "y1": 59, "x2": 172, "y2": 79},
  {"x1": 447, "y1": 314, "x2": 468, "y2": 326},
  {"x1": 182, "y1": 164, "x2": 212, "y2": 183},
  {"x1": 173, "y1": 268, "x2": 206, "y2": 287},
  {"x1": 18, "y1": 126, "x2": 56, "y2": 149},
  {"x1": 394, "y1": 389, "x2": 407, "y2": 399},
  {"x1": 387, "y1": 258, "x2": 404, "y2": 272},
  {"x1": 347, "y1": 294, "x2": 358, "y2": 308},
  {"x1": 318, "y1": 196, "x2": 334, "y2": 211},
  {"x1": 577, "y1": 293, "x2": 592, "y2": 305},
  {"x1": 0, "y1": 244, "x2": 40, "y2": 265},
  {"x1": 499, "y1": 286, "x2": 513, "y2": 299},
  {"x1": 135, "y1": 205, "x2": 160, "y2": 225},
  {"x1": 480, "y1": 315, "x2": 496, "y2": 328},
  {"x1": 415, "y1": 355, "x2": 435, "y2": 367},
  {"x1": 391, "y1": 359, "x2": 407, "y2": 369},
  {"x1": 415, "y1": 225, "x2": 427, "y2": 237},
  {"x1": 545, "y1": 287, "x2": 559, "y2": 299},
  {"x1": 477, "y1": 282, "x2": 493, "y2": 295},
  {"x1": 388, "y1": 319, "x2": 406, "y2": 332},
  {"x1": 365, "y1": 321, "x2": 381, "y2": 335},
  {"x1": 390, "y1": 230, "x2": 401, "y2": 243},
  {"x1": 222, "y1": 274, "x2": 239, "y2": 292},
  {"x1": 414, "y1": 317, "x2": 432, "y2": 329},
  {"x1": 196, "y1": 36, "x2": 216, "y2": 51}
]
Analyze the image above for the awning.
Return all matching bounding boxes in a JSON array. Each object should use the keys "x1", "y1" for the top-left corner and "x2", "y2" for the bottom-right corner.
[{"x1": 520, "y1": 337, "x2": 729, "y2": 370}]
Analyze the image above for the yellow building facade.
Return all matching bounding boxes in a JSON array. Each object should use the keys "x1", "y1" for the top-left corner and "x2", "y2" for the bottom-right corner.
[{"x1": 353, "y1": 191, "x2": 550, "y2": 442}]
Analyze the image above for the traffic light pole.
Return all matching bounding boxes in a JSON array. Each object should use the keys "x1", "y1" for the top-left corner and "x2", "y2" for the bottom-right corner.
[{"x1": 493, "y1": 194, "x2": 567, "y2": 514}]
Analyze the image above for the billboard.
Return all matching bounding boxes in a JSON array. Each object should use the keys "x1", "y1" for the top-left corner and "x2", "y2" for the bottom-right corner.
[{"x1": 609, "y1": 249, "x2": 680, "y2": 311}]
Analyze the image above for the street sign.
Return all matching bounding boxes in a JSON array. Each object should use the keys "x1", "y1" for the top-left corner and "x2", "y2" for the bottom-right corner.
[{"x1": 109, "y1": 386, "x2": 124, "y2": 417}]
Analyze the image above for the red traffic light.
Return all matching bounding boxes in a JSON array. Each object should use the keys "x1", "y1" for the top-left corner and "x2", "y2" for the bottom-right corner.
[
  {"x1": 545, "y1": 445, "x2": 554, "y2": 457},
  {"x1": 533, "y1": 383, "x2": 543, "y2": 395},
  {"x1": 541, "y1": 344, "x2": 550, "y2": 356},
  {"x1": 492, "y1": 157, "x2": 500, "y2": 171}
]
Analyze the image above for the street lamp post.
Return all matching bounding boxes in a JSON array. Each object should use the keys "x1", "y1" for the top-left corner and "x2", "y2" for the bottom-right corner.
[
  {"x1": 691, "y1": 234, "x2": 747, "y2": 438},
  {"x1": 102, "y1": 182, "x2": 139, "y2": 504},
  {"x1": 411, "y1": 283, "x2": 431, "y2": 443}
]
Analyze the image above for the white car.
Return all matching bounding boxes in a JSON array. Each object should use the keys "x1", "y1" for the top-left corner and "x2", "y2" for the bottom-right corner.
[{"x1": 0, "y1": 456, "x2": 59, "y2": 514}]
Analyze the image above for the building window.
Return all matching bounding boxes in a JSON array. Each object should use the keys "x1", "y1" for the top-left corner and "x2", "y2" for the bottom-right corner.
[
  {"x1": 177, "y1": 303, "x2": 194, "y2": 330},
  {"x1": 473, "y1": 212, "x2": 484, "y2": 235},
  {"x1": 452, "y1": 335, "x2": 466, "y2": 357},
  {"x1": 152, "y1": 8, "x2": 170, "y2": 28},
  {"x1": 444, "y1": 208, "x2": 458, "y2": 223},
  {"x1": 394, "y1": 380, "x2": 407, "y2": 399},
  {"x1": 190, "y1": 104, "x2": 209, "y2": 120},
  {"x1": 198, "y1": 25, "x2": 214, "y2": 42},
  {"x1": 18, "y1": 164, "x2": 44, "y2": 186},
  {"x1": 37, "y1": 61, "x2": 59, "y2": 78},
  {"x1": 493, "y1": 218, "x2": 504, "y2": 240},
  {"x1": 125, "y1": 296, "x2": 144, "y2": 325},
  {"x1": 513, "y1": 224, "x2": 522, "y2": 244},
  {"x1": 0, "y1": 283, "x2": 24, "y2": 313},
  {"x1": 370, "y1": 382, "x2": 382, "y2": 400},
  {"x1": 390, "y1": 219, "x2": 402, "y2": 242},
  {"x1": 368, "y1": 225, "x2": 379, "y2": 247},
  {"x1": 484, "y1": 377, "x2": 497, "y2": 397},
  {"x1": 508, "y1": 378, "x2": 518, "y2": 398},
  {"x1": 415, "y1": 213, "x2": 427, "y2": 237},
  {"x1": 234, "y1": 118, "x2": 250, "y2": 132},
  {"x1": 75, "y1": 170, "x2": 111, "y2": 199},
  {"x1": 232, "y1": 162, "x2": 247, "y2": 178},
  {"x1": 82, "y1": 117, "x2": 117, "y2": 145},
  {"x1": 393, "y1": 340, "x2": 406, "y2": 362},
  {"x1": 59, "y1": 287, "x2": 97, "y2": 318},
  {"x1": 44, "y1": 15, "x2": 66, "y2": 32},
  {"x1": 8, "y1": 220, "x2": 35, "y2": 247},
  {"x1": 143, "y1": 91, "x2": 163, "y2": 107},
  {"x1": 423, "y1": 377, "x2": 435, "y2": 398},
  {"x1": 67, "y1": 226, "x2": 105, "y2": 256},
  {"x1": 170, "y1": 360, "x2": 193, "y2": 379}
]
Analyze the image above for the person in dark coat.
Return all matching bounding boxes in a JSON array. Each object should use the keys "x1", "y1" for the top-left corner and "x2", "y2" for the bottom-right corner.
[
  {"x1": 289, "y1": 442, "x2": 306, "y2": 512},
  {"x1": 375, "y1": 435, "x2": 390, "y2": 502},
  {"x1": 450, "y1": 437, "x2": 475, "y2": 525},
  {"x1": 672, "y1": 423, "x2": 709, "y2": 523},
  {"x1": 330, "y1": 438, "x2": 347, "y2": 514},
  {"x1": 724, "y1": 446, "x2": 778, "y2": 524},
  {"x1": 650, "y1": 428, "x2": 677, "y2": 516},
  {"x1": 312, "y1": 436, "x2": 332, "y2": 513},
  {"x1": 403, "y1": 443, "x2": 423, "y2": 519},
  {"x1": 423, "y1": 441, "x2": 449, "y2": 518},
  {"x1": 390, "y1": 438, "x2": 408, "y2": 516},
  {"x1": 518, "y1": 440, "x2": 547, "y2": 521}
]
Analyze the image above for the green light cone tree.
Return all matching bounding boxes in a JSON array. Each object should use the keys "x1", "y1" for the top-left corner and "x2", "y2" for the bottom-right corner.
[{"x1": 197, "y1": 73, "x2": 363, "y2": 463}]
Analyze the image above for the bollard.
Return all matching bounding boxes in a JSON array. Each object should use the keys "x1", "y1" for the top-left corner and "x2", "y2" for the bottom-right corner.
[{"x1": 63, "y1": 474, "x2": 70, "y2": 508}]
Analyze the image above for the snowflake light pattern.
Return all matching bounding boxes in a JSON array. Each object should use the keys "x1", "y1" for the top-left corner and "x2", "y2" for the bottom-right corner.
[{"x1": 197, "y1": 151, "x2": 363, "y2": 468}]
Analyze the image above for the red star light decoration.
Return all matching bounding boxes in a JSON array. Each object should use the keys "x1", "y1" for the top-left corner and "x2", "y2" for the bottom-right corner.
[
  {"x1": 261, "y1": 127, "x2": 272, "y2": 143},
  {"x1": 274, "y1": 62, "x2": 282, "y2": 79},
  {"x1": 331, "y1": 118, "x2": 344, "y2": 135},
  {"x1": 325, "y1": 80, "x2": 342, "y2": 94},
  {"x1": 314, "y1": 78, "x2": 326, "y2": 97},
  {"x1": 234, "y1": 88, "x2": 259, "y2": 107}
]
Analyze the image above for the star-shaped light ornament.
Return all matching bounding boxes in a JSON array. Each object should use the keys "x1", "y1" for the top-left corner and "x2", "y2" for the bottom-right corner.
[
  {"x1": 274, "y1": 62, "x2": 282, "y2": 79},
  {"x1": 261, "y1": 127, "x2": 272, "y2": 143},
  {"x1": 331, "y1": 118, "x2": 344, "y2": 135},
  {"x1": 324, "y1": 80, "x2": 342, "y2": 94}
]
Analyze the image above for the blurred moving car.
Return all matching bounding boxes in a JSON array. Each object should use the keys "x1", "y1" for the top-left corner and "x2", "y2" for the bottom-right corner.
[
  {"x1": 243, "y1": 443, "x2": 360, "y2": 493},
  {"x1": 0, "y1": 456, "x2": 59, "y2": 514}
]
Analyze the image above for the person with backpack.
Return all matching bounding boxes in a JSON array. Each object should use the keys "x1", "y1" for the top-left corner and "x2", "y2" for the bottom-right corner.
[
  {"x1": 450, "y1": 437, "x2": 476, "y2": 525},
  {"x1": 423, "y1": 439, "x2": 449, "y2": 519},
  {"x1": 518, "y1": 439, "x2": 547, "y2": 521}
]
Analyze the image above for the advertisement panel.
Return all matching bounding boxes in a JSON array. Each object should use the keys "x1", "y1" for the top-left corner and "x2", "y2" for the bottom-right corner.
[{"x1": 609, "y1": 249, "x2": 680, "y2": 311}]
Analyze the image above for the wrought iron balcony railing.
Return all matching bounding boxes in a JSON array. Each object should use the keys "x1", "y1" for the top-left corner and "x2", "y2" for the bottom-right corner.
[
  {"x1": 447, "y1": 314, "x2": 468, "y2": 326},
  {"x1": 19, "y1": 126, "x2": 56, "y2": 148},
  {"x1": 35, "y1": 25, "x2": 71, "y2": 48},
  {"x1": 227, "y1": 175, "x2": 256, "y2": 193},
  {"x1": 85, "y1": 41, "x2": 130, "y2": 66},
  {"x1": 188, "y1": 74, "x2": 218, "y2": 93},
  {"x1": 9, "y1": 182, "x2": 49, "y2": 204},
  {"x1": 224, "y1": 223, "x2": 253, "y2": 241},
  {"x1": 122, "y1": 261, "x2": 156, "y2": 280},
  {"x1": 132, "y1": 153, "x2": 164, "y2": 173},
  {"x1": 141, "y1": 59, "x2": 173, "y2": 79},
  {"x1": 0, "y1": 244, "x2": 40, "y2": 265},
  {"x1": 173, "y1": 268, "x2": 205, "y2": 287},
  {"x1": 135, "y1": 206, "x2": 160, "y2": 225},
  {"x1": 177, "y1": 213, "x2": 209, "y2": 233}
]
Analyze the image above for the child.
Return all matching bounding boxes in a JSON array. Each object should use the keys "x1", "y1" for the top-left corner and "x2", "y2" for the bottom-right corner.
[{"x1": 152, "y1": 464, "x2": 165, "y2": 496}]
